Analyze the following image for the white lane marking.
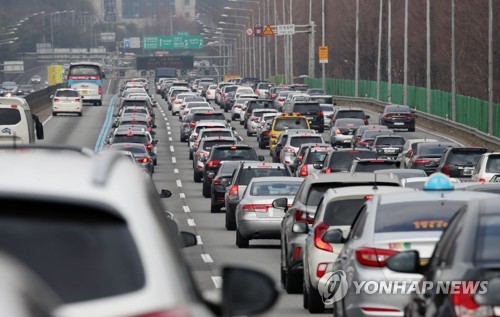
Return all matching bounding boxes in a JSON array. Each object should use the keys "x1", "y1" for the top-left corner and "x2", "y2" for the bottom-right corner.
[
  {"x1": 164, "y1": 118, "x2": 168, "y2": 121},
  {"x1": 105, "y1": 78, "x2": 112, "y2": 94},
  {"x1": 167, "y1": 126, "x2": 171, "y2": 130},
  {"x1": 201, "y1": 254, "x2": 214, "y2": 263},
  {"x1": 176, "y1": 180, "x2": 182, "y2": 187},
  {"x1": 416, "y1": 125, "x2": 465, "y2": 146},
  {"x1": 170, "y1": 145, "x2": 175, "y2": 152},
  {"x1": 168, "y1": 131, "x2": 172, "y2": 135},
  {"x1": 180, "y1": 193, "x2": 186, "y2": 198},
  {"x1": 162, "y1": 113, "x2": 166, "y2": 117},
  {"x1": 211, "y1": 276, "x2": 222, "y2": 288},
  {"x1": 183, "y1": 205, "x2": 191, "y2": 213},
  {"x1": 196, "y1": 235, "x2": 203, "y2": 245},
  {"x1": 172, "y1": 157, "x2": 177, "y2": 163},
  {"x1": 168, "y1": 137, "x2": 173, "y2": 141},
  {"x1": 166, "y1": 122, "x2": 170, "y2": 126},
  {"x1": 174, "y1": 168, "x2": 179, "y2": 173},
  {"x1": 187, "y1": 218, "x2": 196, "y2": 226},
  {"x1": 42, "y1": 116, "x2": 53, "y2": 126}
]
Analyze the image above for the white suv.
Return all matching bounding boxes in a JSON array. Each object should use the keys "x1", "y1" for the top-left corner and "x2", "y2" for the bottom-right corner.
[{"x1": 471, "y1": 152, "x2": 500, "y2": 182}]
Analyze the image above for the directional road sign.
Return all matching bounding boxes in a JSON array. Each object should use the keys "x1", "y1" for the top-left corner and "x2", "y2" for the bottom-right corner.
[
  {"x1": 276, "y1": 24, "x2": 295, "y2": 35},
  {"x1": 143, "y1": 35, "x2": 204, "y2": 50}
]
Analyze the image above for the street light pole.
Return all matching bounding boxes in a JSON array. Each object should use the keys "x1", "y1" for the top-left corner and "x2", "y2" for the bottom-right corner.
[
  {"x1": 289, "y1": 0, "x2": 293, "y2": 84},
  {"x1": 403, "y1": 0, "x2": 409, "y2": 105},
  {"x1": 376, "y1": 0, "x2": 383, "y2": 100},
  {"x1": 451, "y1": 0, "x2": 456, "y2": 121},
  {"x1": 387, "y1": 0, "x2": 392, "y2": 103},
  {"x1": 321, "y1": 0, "x2": 326, "y2": 90},
  {"x1": 426, "y1": 0, "x2": 431, "y2": 113},
  {"x1": 488, "y1": 0, "x2": 494, "y2": 134},
  {"x1": 355, "y1": 0, "x2": 360, "y2": 97}
]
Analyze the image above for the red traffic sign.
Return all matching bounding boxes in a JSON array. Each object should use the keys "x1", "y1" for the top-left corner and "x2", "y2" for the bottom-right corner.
[
  {"x1": 254, "y1": 26, "x2": 263, "y2": 36},
  {"x1": 246, "y1": 28, "x2": 254, "y2": 36}
]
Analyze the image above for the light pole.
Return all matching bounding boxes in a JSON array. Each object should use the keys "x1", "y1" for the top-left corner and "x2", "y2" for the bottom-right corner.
[
  {"x1": 221, "y1": 14, "x2": 251, "y2": 75},
  {"x1": 488, "y1": 0, "x2": 493, "y2": 134},
  {"x1": 426, "y1": 0, "x2": 431, "y2": 113},
  {"x1": 219, "y1": 21, "x2": 249, "y2": 76},
  {"x1": 355, "y1": 0, "x2": 360, "y2": 97},
  {"x1": 321, "y1": 0, "x2": 326, "y2": 90},
  {"x1": 217, "y1": 27, "x2": 244, "y2": 75},
  {"x1": 403, "y1": 0, "x2": 408, "y2": 105},
  {"x1": 451, "y1": 0, "x2": 456, "y2": 121},
  {"x1": 376, "y1": 0, "x2": 383, "y2": 100},
  {"x1": 224, "y1": 6, "x2": 256, "y2": 77},
  {"x1": 387, "y1": 0, "x2": 392, "y2": 103}
]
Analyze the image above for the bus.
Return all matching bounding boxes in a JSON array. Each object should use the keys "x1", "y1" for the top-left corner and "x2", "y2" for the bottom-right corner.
[{"x1": 67, "y1": 62, "x2": 105, "y2": 106}]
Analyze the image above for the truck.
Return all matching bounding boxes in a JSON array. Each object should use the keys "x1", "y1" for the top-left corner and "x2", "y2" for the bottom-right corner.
[{"x1": 155, "y1": 68, "x2": 177, "y2": 83}]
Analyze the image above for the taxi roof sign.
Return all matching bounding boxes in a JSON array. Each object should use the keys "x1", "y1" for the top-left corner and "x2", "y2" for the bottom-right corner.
[{"x1": 423, "y1": 173, "x2": 455, "y2": 191}]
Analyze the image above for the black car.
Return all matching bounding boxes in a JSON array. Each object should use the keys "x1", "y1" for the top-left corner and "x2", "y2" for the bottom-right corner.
[
  {"x1": 408, "y1": 142, "x2": 457, "y2": 174},
  {"x1": 350, "y1": 158, "x2": 400, "y2": 173},
  {"x1": 180, "y1": 112, "x2": 228, "y2": 142},
  {"x1": 387, "y1": 197, "x2": 500, "y2": 317},
  {"x1": 317, "y1": 149, "x2": 377, "y2": 173},
  {"x1": 202, "y1": 145, "x2": 264, "y2": 199},
  {"x1": 209, "y1": 161, "x2": 241, "y2": 213},
  {"x1": 108, "y1": 131, "x2": 158, "y2": 165},
  {"x1": 371, "y1": 135, "x2": 405, "y2": 158},
  {"x1": 194, "y1": 138, "x2": 237, "y2": 184},
  {"x1": 223, "y1": 91, "x2": 237, "y2": 112},
  {"x1": 281, "y1": 101, "x2": 325, "y2": 133},
  {"x1": 437, "y1": 147, "x2": 488, "y2": 178},
  {"x1": 242, "y1": 100, "x2": 274, "y2": 129},
  {"x1": 379, "y1": 105, "x2": 416, "y2": 131}
]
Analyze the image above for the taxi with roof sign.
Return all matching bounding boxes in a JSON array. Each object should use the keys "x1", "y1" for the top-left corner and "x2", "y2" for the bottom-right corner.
[
  {"x1": 327, "y1": 173, "x2": 498, "y2": 317},
  {"x1": 269, "y1": 113, "x2": 310, "y2": 151}
]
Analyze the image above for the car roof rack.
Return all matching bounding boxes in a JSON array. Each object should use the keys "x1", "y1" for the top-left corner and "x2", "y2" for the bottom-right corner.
[{"x1": 92, "y1": 150, "x2": 128, "y2": 186}]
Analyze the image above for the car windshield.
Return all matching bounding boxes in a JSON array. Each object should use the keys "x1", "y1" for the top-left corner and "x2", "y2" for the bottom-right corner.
[
  {"x1": 486, "y1": 155, "x2": 500, "y2": 173},
  {"x1": 250, "y1": 181, "x2": 301, "y2": 196},
  {"x1": 202, "y1": 140, "x2": 235, "y2": 151},
  {"x1": 274, "y1": 118, "x2": 309, "y2": 131},
  {"x1": 290, "y1": 136, "x2": 323, "y2": 147},
  {"x1": 375, "y1": 137, "x2": 405, "y2": 146},
  {"x1": 239, "y1": 168, "x2": 290, "y2": 185},
  {"x1": 324, "y1": 198, "x2": 367, "y2": 226},
  {"x1": 418, "y1": 144, "x2": 455, "y2": 156},
  {"x1": 187, "y1": 102, "x2": 210, "y2": 108},
  {"x1": 56, "y1": 90, "x2": 79, "y2": 97},
  {"x1": 120, "y1": 120, "x2": 148, "y2": 126},
  {"x1": 0, "y1": 200, "x2": 145, "y2": 303},
  {"x1": 476, "y1": 215, "x2": 500, "y2": 265},
  {"x1": 212, "y1": 148, "x2": 256, "y2": 160},
  {"x1": 113, "y1": 135, "x2": 148, "y2": 144},
  {"x1": 336, "y1": 110, "x2": 366, "y2": 119},
  {"x1": 327, "y1": 151, "x2": 377, "y2": 170},
  {"x1": 375, "y1": 201, "x2": 464, "y2": 233},
  {"x1": 354, "y1": 161, "x2": 399, "y2": 172}
]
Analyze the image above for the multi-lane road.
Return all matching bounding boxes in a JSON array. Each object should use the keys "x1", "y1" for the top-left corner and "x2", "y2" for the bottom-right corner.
[{"x1": 38, "y1": 76, "x2": 468, "y2": 316}]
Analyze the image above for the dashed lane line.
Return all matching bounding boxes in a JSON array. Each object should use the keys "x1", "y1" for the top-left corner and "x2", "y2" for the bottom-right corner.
[
  {"x1": 172, "y1": 157, "x2": 176, "y2": 163},
  {"x1": 211, "y1": 276, "x2": 222, "y2": 288},
  {"x1": 201, "y1": 254, "x2": 214, "y2": 263},
  {"x1": 187, "y1": 218, "x2": 196, "y2": 226},
  {"x1": 183, "y1": 205, "x2": 191, "y2": 213},
  {"x1": 174, "y1": 168, "x2": 179, "y2": 173},
  {"x1": 176, "y1": 179, "x2": 182, "y2": 187},
  {"x1": 196, "y1": 235, "x2": 203, "y2": 245},
  {"x1": 169, "y1": 137, "x2": 173, "y2": 141},
  {"x1": 180, "y1": 193, "x2": 186, "y2": 198},
  {"x1": 170, "y1": 145, "x2": 175, "y2": 152}
]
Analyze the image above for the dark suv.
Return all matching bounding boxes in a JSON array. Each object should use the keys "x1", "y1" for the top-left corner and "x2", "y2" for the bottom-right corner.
[
  {"x1": 317, "y1": 149, "x2": 377, "y2": 173},
  {"x1": 209, "y1": 161, "x2": 242, "y2": 213},
  {"x1": 282, "y1": 101, "x2": 325, "y2": 133},
  {"x1": 437, "y1": 147, "x2": 488, "y2": 178},
  {"x1": 224, "y1": 162, "x2": 291, "y2": 230},
  {"x1": 202, "y1": 145, "x2": 264, "y2": 199},
  {"x1": 242, "y1": 100, "x2": 274, "y2": 128},
  {"x1": 109, "y1": 130, "x2": 158, "y2": 165},
  {"x1": 371, "y1": 135, "x2": 405, "y2": 158},
  {"x1": 379, "y1": 105, "x2": 416, "y2": 131},
  {"x1": 180, "y1": 112, "x2": 227, "y2": 142}
]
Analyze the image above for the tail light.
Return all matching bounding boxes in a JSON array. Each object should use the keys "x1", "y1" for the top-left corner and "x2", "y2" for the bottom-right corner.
[
  {"x1": 324, "y1": 167, "x2": 332, "y2": 174},
  {"x1": 355, "y1": 247, "x2": 397, "y2": 267},
  {"x1": 317, "y1": 263, "x2": 328, "y2": 278},
  {"x1": 195, "y1": 141, "x2": 200, "y2": 147},
  {"x1": 251, "y1": 117, "x2": 259, "y2": 121},
  {"x1": 364, "y1": 119, "x2": 369, "y2": 125},
  {"x1": 148, "y1": 127, "x2": 153, "y2": 132},
  {"x1": 361, "y1": 307, "x2": 401, "y2": 313},
  {"x1": 148, "y1": 117, "x2": 153, "y2": 122},
  {"x1": 360, "y1": 141, "x2": 368, "y2": 147},
  {"x1": 74, "y1": 98, "x2": 80, "y2": 102},
  {"x1": 314, "y1": 223, "x2": 333, "y2": 252},
  {"x1": 221, "y1": 93, "x2": 225, "y2": 98},
  {"x1": 146, "y1": 144, "x2": 153, "y2": 150},
  {"x1": 414, "y1": 159, "x2": 430, "y2": 165},
  {"x1": 262, "y1": 131, "x2": 270, "y2": 136},
  {"x1": 216, "y1": 88, "x2": 221, "y2": 93},
  {"x1": 299, "y1": 164, "x2": 308, "y2": 177},
  {"x1": 405, "y1": 113, "x2": 414, "y2": 118},
  {"x1": 242, "y1": 204, "x2": 270, "y2": 212},
  {"x1": 228, "y1": 185, "x2": 239, "y2": 198},
  {"x1": 207, "y1": 160, "x2": 221, "y2": 168},
  {"x1": 184, "y1": 110, "x2": 189, "y2": 115},
  {"x1": 98, "y1": 86, "x2": 102, "y2": 95},
  {"x1": 407, "y1": 149, "x2": 413, "y2": 158},
  {"x1": 278, "y1": 97, "x2": 285, "y2": 102},
  {"x1": 383, "y1": 114, "x2": 393, "y2": 119},
  {"x1": 442, "y1": 165, "x2": 450, "y2": 175},
  {"x1": 295, "y1": 210, "x2": 314, "y2": 225},
  {"x1": 213, "y1": 179, "x2": 222, "y2": 185},
  {"x1": 271, "y1": 94, "x2": 276, "y2": 98},
  {"x1": 190, "y1": 122, "x2": 196, "y2": 127},
  {"x1": 283, "y1": 147, "x2": 295, "y2": 154},
  {"x1": 53, "y1": 98, "x2": 60, "y2": 102},
  {"x1": 294, "y1": 247, "x2": 302, "y2": 260},
  {"x1": 207, "y1": 91, "x2": 211, "y2": 95},
  {"x1": 256, "y1": 89, "x2": 260, "y2": 94},
  {"x1": 183, "y1": 123, "x2": 190, "y2": 129},
  {"x1": 335, "y1": 128, "x2": 341, "y2": 134},
  {"x1": 450, "y1": 283, "x2": 493, "y2": 317},
  {"x1": 137, "y1": 157, "x2": 150, "y2": 163},
  {"x1": 479, "y1": 178, "x2": 486, "y2": 183},
  {"x1": 134, "y1": 308, "x2": 190, "y2": 317},
  {"x1": 174, "y1": 100, "x2": 180, "y2": 104},
  {"x1": 317, "y1": 111, "x2": 324, "y2": 116}
]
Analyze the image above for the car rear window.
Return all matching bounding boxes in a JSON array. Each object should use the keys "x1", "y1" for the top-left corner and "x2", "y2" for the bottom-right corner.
[
  {"x1": 187, "y1": 102, "x2": 209, "y2": 108},
  {"x1": 353, "y1": 161, "x2": 399, "y2": 172},
  {"x1": 476, "y1": 215, "x2": 500, "y2": 265},
  {"x1": 362, "y1": 130, "x2": 393, "y2": 139},
  {"x1": 486, "y1": 155, "x2": 500, "y2": 173},
  {"x1": 335, "y1": 110, "x2": 366, "y2": 119},
  {"x1": 374, "y1": 201, "x2": 464, "y2": 233},
  {"x1": 336, "y1": 119, "x2": 365, "y2": 128},
  {"x1": 293, "y1": 104, "x2": 321, "y2": 113},
  {"x1": 194, "y1": 113, "x2": 226, "y2": 121},
  {"x1": 201, "y1": 131, "x2": 232, "y2": 139},
  {"x1": 290, "y1": 136, "x2": 323, "y2": 147},
  {"x1": 315, "y1": 97, "x2": 334, "y2": 104},
  {"x1": 274, "y1": 118, "x2": 309, "y2": 131},
  {"x1": 224, "y1": 86, "x2": 239, "y2": 93},
  {"x1": 0, "y1": 199, "x2": 145, "y2": 303},
  {"x1": 306, "y1": 150, "x2": 330, "y2": 164},
  {"x1": 239, "y1": 167, "x2": 290, "y2": 185},
  {"x1": 250, "y1": 181, "x2": 302, "y2": 196},
  {"x1": 447, "y1": 150, "x2": 485, "y2": 165},
  {"x1": 212, "y1": 148, "x2": 256, "y2": 160},
  {"x1": 56, "y1": 90, "x2": 79, "y2": 97},
  {"x1": 320, "y1": 104, "x2": 334, "y2": 111},
  {"x1": 306, "y1": 182, "x2": 398, "y2": 205},
  {"x1": 120, "y1": 120, "x2": 148, "y2": 126},
  {"x1": 194, "y1": 125, "x2": 225, "y2": 134},
  {"x1": 375, "y1": 137, "x2": 405, "y2": 146},
  {"x1": 324, "y1": 198, "x2": 367, "y2": 226},
  {"x1": 113, "y1": 135, "x2": 148, "y2": 144},
  {"x1": 258, "y1": 83, "x2": 273, "y2": 89},
  {"x1": 202, "y1": 140, "x2": 235, "y2": 151},
  {"x1": 110, "y1": 145, "x2": 147, "y2": 154},
  {"x1": 418, "y1": 144, "x2": 455, "y2": 156},
  {"x1": 386, "y1": 106, "x2": 410, "y2": 113},
  {"x1": 124, "y1": 108, "x2": 147, "y2": 115},
  {"x1": 122, "y1": 100, "x2": 147, "y2": 107},
  {"x1": 248, "y1": 101, "x2": 274, "y2": 110},
  {"x1": 0, "y1": 108, "x2": 21, "y2": 125},
  {"x1": 253, "y1": 111, "x2": 276, "y2": 118},
  {"x1": 327, "y1": 151, "x2": 377, "y2": 170}
]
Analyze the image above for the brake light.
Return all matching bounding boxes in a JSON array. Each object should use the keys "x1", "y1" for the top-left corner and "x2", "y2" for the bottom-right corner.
[
  {"x1": 294, "y1": 247, "x2": 302, "y2": 260},
  {"x1": 74, "y1": 98, "x2": 80, "y2": 102},
  {"x1": 207, "y1": 160, "x2": 221, "y2": 168},
  {"x1": 317, "y1": 263, "x2": 328, "y2": 278},
  {"x1": 174, "y1": 100, "x2": 180, "y2": 104},
  {"x1": 383, "y1": 114, "x2": 393, "y2": 119},
  {"x1": 98, "y1": 86, "x2": 102, "y2": 95},
  {"x1": 183, "y1": 123, "x2": 190, "y2": 128},
  {"x1": 335, "y1": 128, "x2": 341, "y2": 134},
  {"x1": 325, "y1": 167, "x2": 332, "y2": 174},
  {"x1": 242, "y1": 204, "x2": 270, "y2": 212},
  {"x1": 251, "y1": 117, "x2": 259, "y2": 122},
  {"x1": 361, "y1": 307, "x2": 401, "y2": 313},
  {"x1": 262, "y1": 131, "x2": 270, "y2": 136},
  {"x1": 221, "y1": 93, "x2": 225, "y2": 98},
  {"x1": 256, "y1": 89, "x2": 260, "y2": 94},
  {"x1": 442, "y1": 165, "x2": 450, "y2": 175},
  {"x1": 317, "y1": 111, "x2": 324, "y2": 116},
  {"x1": 299, "y1": 164, "x2": 308, "y2": 177},
  {"x1": 146, "y1": 144, "x2": 152, "y2": 150},
  {"x1": 355, "y1": 247, "x2": 397, "y2": 267},
  {"x1": 190, "y1": 122, "x2": 196, "y2": 127},
  {"x1": 134, "y1": 308, "x2": 190, "y2": 317},
  {"x1": 195, "y1": 141, "x2": 200, "y2": 147},
  {"x1": 271, "y1": 94, "x2": 276, "y2": 98},
  {"x1": 414, "y1": 159, "x2": 430, "y2": 165},
  {"x1": 479, "y1": 178, "x2": 486, "y2": 183},
  {"x1": 53, "y1": 98, "x2": 60, "y2": 102},
  {"x1": 407, "y1": 149, "x2": 413, "y2": 158},
  {"x1": 148, "y1": 117, "x2": 153, "y2": 122},
  {"x1": 137, "y1": 157, "x2": 150, "y2": 163},
  {"x1": 283, "y1": 147, "x2": 295, "y2": 154},
  {"x1": 228, "y1": 185, "x2": 239, "y2": 197},
  {"x1": 314, "y1": 223, "x2": 333, "y2": 252},
  {"x1": 207, "y1": 91, "x2": 211, "y2": 95},
  {"x1": 278, "y1": 97, "x2": 285, "y2": 101},
  {"x1": 364, "y1": 119, "x2": 369, "y2": 125},
  {"x1": 213, "y1": 179, "x2": 221, "y2": 185},
  {"x1": 450, "y1": 283, "x2": 493, "y2": 317}
]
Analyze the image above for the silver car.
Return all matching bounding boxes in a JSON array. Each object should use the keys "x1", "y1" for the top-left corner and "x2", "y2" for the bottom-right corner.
[
  {"x1": 246, "y1": 108, "x2": 278, "y2": 136},
  {"x1": 294, "y1": 145, "x2": 333, "y2": 177},
  {"x1": 330, "y1": 118, "x2": 366, "y2": 147},
  {"x1": 235, "y1": 176, "x2": 304, "y2": 248},
  {"x1": 329, "y1": 174, "x2": 498, "y2": 317},
  {"x1": 280, "y1": 133, "x2": 325, "y2": 167}
]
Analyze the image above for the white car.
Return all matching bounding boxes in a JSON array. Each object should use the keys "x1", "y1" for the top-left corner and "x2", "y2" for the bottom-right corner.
[
  {"x1": 246, "y1": 108, "x2": 278, "y2": 136},
  {"x1": 471, "y1": 152, "x2": 500, "y2": 182},
  {"x1": 51, "y1": 89, "x2": 83, "y2": 116},
  {"x1": 235, "y1": 87, "x2": 255, "y2": 98},
  {"x1": 206, "y1": 84, "x2": 217, "y2": 101}
]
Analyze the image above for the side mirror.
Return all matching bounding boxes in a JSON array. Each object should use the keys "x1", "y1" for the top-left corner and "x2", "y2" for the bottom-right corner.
[
  {"x1": 207, "y1": 171, "x2": 215, "y2": 179},
  {"x1": 49, "y1": 94, "x2": 54, "y2": 99},
  {"x1": 227, "y1": 119, "x2": 231, "y2": 123},
  {"x1": 152, "y1": 139, "x2": 159, "y2": 145},
  {"x1": 258, "y1": 155, "x2": 265, "y2": 162},
  {"x1": 232, "y1": 126, "x2": 236, "y2": 130},
  {"x1": 160, "y1": 189, "x2": 172, "y2": 198},
  {"x1": 292, "y1": 222, "x2": 308, "y2": 234},
  {"x1": 112, "y1": 122, "x2": 118, "y2": 128},
  {"x1": 180, "y1": 231, "x2": 197, "y2": 248},
  {"x1": 35, "y1": 120, "x2": 44, "y2": 140},
  {"x1": 153, "y1": 124, "x2": 158, "y2": 129},
  {"x1": 272, "y1": 197, "x2": 288, "y2": 211},
  {"x1": 386, "y1": 250, "x2": 421, "y2": 274},
  {"x1": 322, "y1": 229, "x2": 344, "y2": 244},
  {"x1": 313, "y1": 163, "x2": 323, "y2": 170},
  {"x1": 237, "y1": 136, "x2": 243, "y2": 142},
  {"x1": 475, "y1": 278, "x2": 500, "y2": 306},
  {"x1": 366, "y1": 115, "x2": 371, "y2": 119},
  {"x1": 221, "y1": 266, "x2": 279, "y2": 316}
]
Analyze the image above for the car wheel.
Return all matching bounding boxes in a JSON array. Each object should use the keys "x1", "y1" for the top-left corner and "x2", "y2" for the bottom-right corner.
[
  {"x1": 52, "y1": 112, "x2": 57, "y2": 116},
  {"x1": 189, "y1": 151, "x2": 193, "y2": 160},
  {"x1": 246, "y1": 130, "x2": 252, "y2": 137},
  {"x1": 239, "y1": 120, "x2": 244, "y2": 125},
  {"x1": 308, "y1": 285, "x2": 325, "y2": 313},
  {"x1": 202, "y1": 181, "x2": 211, "y2": 198},
  {"x1": 259, "y1": 141, "x2": 265, "y2": 149},
  {"x1": 409, "y1": 127, "x2": 416, "y2": 132},
  {"x1": 244, "y1": 122, "x2": 247, "y2": 129},
  {"x1": 153, "y1": 158, "x2": 157, "y2": 166},
  {"x1": 193, "y1": 171, "x2": 202, "y2": 183},
  {"x1": 180, "y1": 136, "x2": 184, "y2": 142},
  {"x1": 236, "y1": 229, "x2": 249, "y2": 248},
  {"x1": 210, "y1": 200, "x2": 220, "y2": 213},
  {"x1": 224, "y1": 108, "x2": 228, "y2": 113},
  {"x1": 303, "y1": 281, "x2": 309, "y2": 309},
  {"x1": 280, "y1": 267, "x2": 287, "y2": 288},
  {"x1": 78, "y1": 112, "x2": 82, "y2": 117},
  {"x1": 231, "y1": 115, "x2": 235, "y2": 121},
  {"x1": 225, "y1": 209, "x2": 236, "y2": 230},
  {"x1": 285, "y1": 271, "x2": 303, "y2": 294}
]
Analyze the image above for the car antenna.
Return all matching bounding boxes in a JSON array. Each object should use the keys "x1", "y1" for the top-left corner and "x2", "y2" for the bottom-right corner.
[{"x1": 373, "y1": 173, "x2": 378, "y2": 190}]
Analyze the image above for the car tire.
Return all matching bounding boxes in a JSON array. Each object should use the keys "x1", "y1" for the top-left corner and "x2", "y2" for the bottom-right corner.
[
  {"x1": 285, "y1": 271, "x2": 303, "y2": 294},
  {"x1": 202, "y1": 181, "x2": 211, "y2": 198},
  {"x1": 246, "y1": 130, "x2": 252, "y2": 137},
  {"x1": 308, "y1": 286, "x2": 325, "y2": 313},
  {"x1": 244, "y1": 122, "x2": 247, "y2": 129},
  {"x1": 153, "y1": 158, "x2": 157, "y2": 166},
  {"x1": 210, "y1": 200, "x2": 220, "y2": 213},
  {"x1": 303, "y1": 281, "x2": 309, "y2": 309},
  {"x1": 189, "y1": 151, "x2": 193, "y2": 160},
  {"x1": 240, "y1": 120, "x2": 244, "y2": 125},
  {"x1": 236, "y1": 230, "x2": 249, "y2": 248},
  {"x1": 52, "y1": 112, "x2": 57, "y2": 116},
  {"x1": 193, "y1": 171, "x2": 202, "y2": 183},
  {"x1": 280, "y1": 267, "x2": 287, "y2": 288},
  {"x1": 225, "y1": 209, "x2": 236, "y2": 230},
  {"x1": 259, "y1": 142, "x2": 266, "y2": 149},
  {"x1": 231, "y1": 115, "x2": 235, "y2": 121},
  {"x1": 224, "y1": 108, "x2": 228, "y2": 113},
  {"x1": 409, "y1": 127, "x2": 416, "y2": 132}
]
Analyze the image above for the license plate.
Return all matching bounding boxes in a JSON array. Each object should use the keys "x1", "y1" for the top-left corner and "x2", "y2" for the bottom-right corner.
[
  {"x1": 344, "y1": 139, "x2": 351, "y2": 143},
  {"x1": 384, "y1": 148, "x2": 397, "y2": 153},
  {"x1": 463, "y1": 168, "x2": 473, "y2": 175},
  {"x1": 306, "y1": 116, "x2": 314, "y2": 120},
  {"x1": 81, "y1": 90, "x2": 89, "y2": 95},
  {"x1": 394, "y1": 122, "x2": 404, "y2": 126},
  {"x1": 269, "y1": 208, "x2": 284, "y2": 217}
]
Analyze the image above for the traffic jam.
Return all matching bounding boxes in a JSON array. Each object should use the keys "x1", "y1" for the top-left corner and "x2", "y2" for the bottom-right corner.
[{"x1": 103, "y1": 75, "x2": 500, "y2": 316}]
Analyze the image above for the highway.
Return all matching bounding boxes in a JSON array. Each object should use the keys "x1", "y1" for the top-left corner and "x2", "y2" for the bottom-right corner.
[{"x1": 37, "y1": 76, "x2": 468, "y2": 316}]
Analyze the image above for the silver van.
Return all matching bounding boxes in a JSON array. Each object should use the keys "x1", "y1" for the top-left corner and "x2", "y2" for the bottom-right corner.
[{"x1": 0, "y1": 97, "x2": 44, "y2": 144}]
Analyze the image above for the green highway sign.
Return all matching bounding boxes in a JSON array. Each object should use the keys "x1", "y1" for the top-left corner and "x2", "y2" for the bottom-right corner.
[
  {"x1": 143, "y1": 35, "x2": 204, "y2": 50},
  {"x1": 176, "y1": 31, "x2": 190, "y2": 36}
]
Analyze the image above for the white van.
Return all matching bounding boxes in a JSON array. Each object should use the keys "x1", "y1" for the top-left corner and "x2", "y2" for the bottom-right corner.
[{"x1": 0, "y1": 97, "x2": 44, "y2": 144}]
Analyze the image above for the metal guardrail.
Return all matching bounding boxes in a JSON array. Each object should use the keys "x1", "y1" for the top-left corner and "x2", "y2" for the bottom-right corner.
[{"x1": 332, "y1": 95, "x2": 500, "y2": 150}]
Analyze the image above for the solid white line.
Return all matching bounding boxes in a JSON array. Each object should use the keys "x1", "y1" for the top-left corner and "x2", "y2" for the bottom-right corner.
[
  {"x1": 180, "y1": 193, "x2": 186, "y2": 198},
  {"x1": 211, "y1": 276, "x2": 222, "y2": 288},
  {"x1": 42, "y1": 116, "x2": 53, "y2": 126},
  {"x1": 168, "y1": 137, "x2": 173, "y2": 141},
  {"x1": 196, "y1": 235, "x2": 203, "y2": 245},
  {"x1": 172, "y1": 157, "x2": 177, "y2": 163},
  {"x1": 201, "y1": 254, "x2": 214, "y2": 263},
  {"x1": 174, "y1": 168, "x2": 179, "y2": 173},
  {"x1": 183, "y1": 205, "x2": 191, "y2": 213},
  {"x1": 416, "y1": 125, "x2": 465, "y2": 146},
  {"x1": 170, "y1": 145, "x2": 175, "y2": 152},
  {"x1": 176, "y1": 180, "x2": 182, "y2": 187},
  {"x1": 105, "y1": 78, "x2": 112, "y2": 95},
  {"x1": 187, "y1": 218, "x2": 196, "y2": 226},
  {"x1": 168, "y1": 131, "x2": 172, "y2": 135}
]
